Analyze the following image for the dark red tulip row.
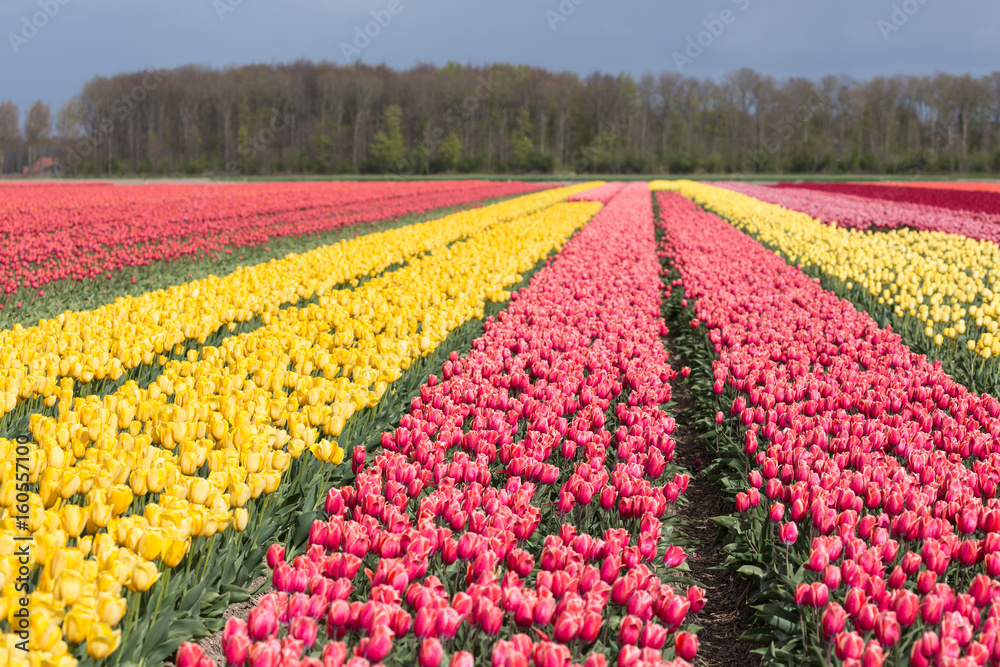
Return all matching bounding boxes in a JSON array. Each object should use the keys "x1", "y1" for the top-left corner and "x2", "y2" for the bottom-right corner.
[
  {"x1": 656, "y1": 190, "x2": 1000, "y2": 666},
  {"x1": 0, "y1": 180, "x2": 551, "y2": 292},
  {"x1": 773, "y1": 182, "x2": 1000, "y2": 216},
  {"x1": 568, "y1": 183, "x2": 626, "y2": 203},
  {"x1": 178, "y1": 182, "x2": 702, "y2": 667},
  {"x1": 717, "y1": 181, "x2": 1000, "y2": 243}
]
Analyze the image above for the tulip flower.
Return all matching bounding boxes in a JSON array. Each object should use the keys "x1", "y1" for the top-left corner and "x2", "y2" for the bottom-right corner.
[
  {"x1": 247, "y1": 605, "x2": 278, "y2": 641},
  {"x1": 418, "y1": 638, "x2": 444, "y2": 667},
  {"x1": 675, "y1": 631, "x2": 699, "y2": 661},
  {"x1": 177, "y1": 642, "x2": 206, "y2": 667},
  {"x1": 662, "y1": 545, "x2": 687, "y2": 568}
]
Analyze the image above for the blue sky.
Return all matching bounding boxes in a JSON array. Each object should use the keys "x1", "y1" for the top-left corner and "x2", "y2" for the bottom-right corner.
[{"x1": 1, "y1": 0, "x2": 998, "y2": 121}]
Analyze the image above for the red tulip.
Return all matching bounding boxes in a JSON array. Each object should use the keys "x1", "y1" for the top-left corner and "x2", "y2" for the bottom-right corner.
[
  {"x1": 361, "y1": 626, "x2": 394, "y2": 662},
  {"x1": 835, "y1": 632, "x2": 864, "y2": 660},
  {"x1": 894, "y1": 590, "x2": 919, "y2": 628},
  {"x1": 618, "y1": 615, "x2": 642, "y2": 645},
  {"x1": 674, "y1": 631, "x2": 699, "y2": 661},
  {"x1": 247, "y1": 606, "x2": 278, "y2": 641},
  {"x1": 222, "y1": 632, "x2": 251, "y2": 666},
  {"x1": 779, "y1": 522, "x2": 798, "y2": 545},
  {"x1": 686, "y1": 585, "x2": 706, "y2": 613},
  {"x1": 639, "y1": 622, "x2": 668, "y2": 650},
  {"x1": 861, "y1": 640, "x2": 884, "y2": 667},
  {"x1": 449, "y1": 652, "x2": 474, "y2": 667},
  {"x1": 247, "y1": 640, "x2": 281, "y2": 667},
  {"x1": 418, "y1": 639, "x2": 443, "y2": 667},
  {"x1": 177, "y1": 642, "x2": 206, "y2": 667},
  {"x1": 874, "y1": 611, "x2": 900, "y2": 648},
  {"x1": 289, "y1": 616, "x2": 317, "y2": 648},
  {"x1": 662, "y1": 545, "x2": 686, "y2": 568},
  {"x1": 321, "y1": 642, "x2": 347, "y2": 667}
]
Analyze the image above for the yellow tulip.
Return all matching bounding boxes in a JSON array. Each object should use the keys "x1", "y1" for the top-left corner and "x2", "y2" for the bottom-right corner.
[
  {"x1": 63, "y1": 605, "x2": 95, "y2": 644},
  {"x1": 108, "y1": 486, "x2": 134, "y2": 517},
  {"x1": 55, "y1": 569, "x2": 85, "y2": 605},
  {"x1": 330, "y1": 444, "x2": 345, "y2": 466},
  {"x1": 96, "y1": 594, "x2": 127, "y2": 627},
  {"x1": 233, "y1": 508, "x2": 249, "y2": 532},
  {"x1": 128, "y1": 560, "x2": 160, "y2": 593},
  {"x1": 188, "y1": 478, "x2": 211, "y2": 505},
  {"x1": 161, "y1": 536, "x2": 190, "y2": 568},
  {"x1": 228, "y1": 482, "x2": 251, "y2": 508},
  {"x1": 85, "y1": 621, "x2": 121, "y2": 658},
  {"x1": 96, "y1": 571, "x2": 122, "y2": 597},
  {"x1": 87, "y1": 501, "x2": 112, "y2": 531},
  {"x1": 58, "y1": 504, "x2": 87, "y2": 538},
  {"x1": 138, "y1": 530, "x2": 164, "y2": 561}
]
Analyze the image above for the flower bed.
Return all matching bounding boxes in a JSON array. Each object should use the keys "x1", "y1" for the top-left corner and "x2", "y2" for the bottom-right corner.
[
  {"x1": 716, "y1": 181, "x2": 1000, "y2": 243},
  {"x1": 657, "y1": 189, "x2": 1000, "y2": 666},
  {"x1": 774, "y1": 182, "x2": 1000, "y2": 216},
  {"x1": 0, "y1": 181, "x2": 553, "y2": 294},
  {"x1": 181, "y1": 183, "x2": 703, "y2": 667}
]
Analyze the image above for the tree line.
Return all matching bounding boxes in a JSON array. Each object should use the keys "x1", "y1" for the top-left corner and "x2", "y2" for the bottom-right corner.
[{"x1": 3, "y1": 62, "x2": 1000, "y2": 176}]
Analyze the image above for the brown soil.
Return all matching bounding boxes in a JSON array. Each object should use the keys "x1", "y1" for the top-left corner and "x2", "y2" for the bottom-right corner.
[{"x1": 666, "y1": 341, "x2": 761, "y2": 667}]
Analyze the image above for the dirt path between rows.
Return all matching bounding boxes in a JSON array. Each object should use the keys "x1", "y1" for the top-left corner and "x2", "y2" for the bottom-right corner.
[{"x1": 666, "y1": 340, "x2": 760, "y2": 667}]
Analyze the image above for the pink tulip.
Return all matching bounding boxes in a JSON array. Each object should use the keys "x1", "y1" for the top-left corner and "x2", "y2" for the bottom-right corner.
[
  {"x1": 778, "y1": 522, "x2": 798, "y2": 545},
  {"x1": 246, "y1": 606, "x2": 277, "y2": 641},
  {"x1": 265, "y1": 544, "x2": 285, "y2": 569},
  {"x1": 674, "y1": 632, "x2": 699, "y2": 661},
  {"x1": 177, "y1": 642, "x2": 206, "y2": 667},
  {"x1": 418, "y1": 639, "x2": 443, "y2": 667},
  {"x1": 247, "y1": 640, "x2": 281, "y2": 667}
]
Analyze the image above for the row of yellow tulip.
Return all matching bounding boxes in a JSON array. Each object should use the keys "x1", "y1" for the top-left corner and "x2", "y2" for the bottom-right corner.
[
  {"x1": 0, "y1": 183, "x2": 600, "y2": 422},
  {"x1": 0, "y1": 196, "x2": 603, "y2": 662},
  {"x1": 651, "y1": 180, "x2": 1000, "y2": 362}
]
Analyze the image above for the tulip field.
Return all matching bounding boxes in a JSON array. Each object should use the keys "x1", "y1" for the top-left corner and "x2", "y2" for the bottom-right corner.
[{"x1": 6, "y1": 176, "x2": 1000, "y2": 667}]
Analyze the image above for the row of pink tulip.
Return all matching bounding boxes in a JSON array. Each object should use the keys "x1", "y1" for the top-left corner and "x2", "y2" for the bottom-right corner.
[
  {"x1": 716, "y1": 181, "x2": 1000, "y2": 243},
  {"x1": 177, "y1": 183, "x2": 702, "y2": 667},
  {"x1": 0, "y1": 180, "x2": 551, "y2": 292},
  {"x1": 657, "y1": 190, "x2": 1000, "y2": 666},
  {"x1": 567, "y1": 183, "x2": 627, "y2": 203}
]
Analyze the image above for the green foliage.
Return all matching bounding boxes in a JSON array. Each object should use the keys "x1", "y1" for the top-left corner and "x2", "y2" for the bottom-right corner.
[
  {"x1": 430, "y1": 131, "x2": 462, "y2": 173},
  {"x1": 370, "y1": 105, "x2": 406, "y2": 173},
  {"x1": 667, "y1": 153, "x2": 697, "y2": 174},
  {"x1": 512, "y1": 108, "x2": 536, "y2": 171},
  {"x1": 457, "y1": 154, "x2": 484, "y2": 173}
]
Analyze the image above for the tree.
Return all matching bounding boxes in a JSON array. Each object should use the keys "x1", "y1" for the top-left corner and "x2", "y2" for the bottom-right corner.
[
  {"x1": 369, "y1": 104, "x2": 404, "y2": 173},
  {"x1": 0, "y1": 101, "x2": 18, "y2": 175},
  {"x1": 434, "y1": 131, "x2": 462, "y2": 172},
  {"x1": 512, "y1": 108, "x2": 535, "y2": 170},
  {"x1": 56, "y1": 97, "x2": 85, "y2": 139},
  {"x1": 24, "y1": 100, "x2": 52, "y2": 166},
  {"x1": 39, "y1": 60, "x2": 1000, "y2": 176}
]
